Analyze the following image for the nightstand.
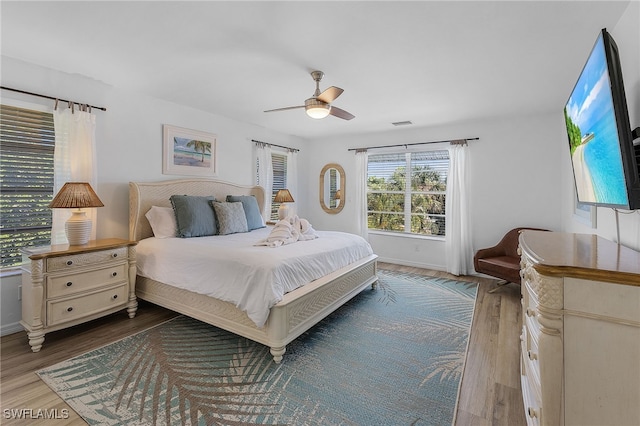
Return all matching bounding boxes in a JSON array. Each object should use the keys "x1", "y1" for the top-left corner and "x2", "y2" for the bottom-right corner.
[{"x1": 20, "y1": 238, "x2": 138, "y2": 352}]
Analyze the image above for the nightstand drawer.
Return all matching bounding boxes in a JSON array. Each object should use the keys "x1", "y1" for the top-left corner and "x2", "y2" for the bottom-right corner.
[
  {"x1": 46, "y1": 247, "x2": 128, "y2": 272},
  {"x1": 47, "y1": 284, "x2": 128, "y2": 326},
  {"x1": 21, "y1": 238, "x2": 137, "y2": 352},
  {"x1": 47, "y1": 264, "x2": 128, "y2": 298}
]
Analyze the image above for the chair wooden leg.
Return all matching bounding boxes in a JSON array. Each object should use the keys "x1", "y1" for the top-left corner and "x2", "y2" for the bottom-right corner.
[{"x1": 488, "y1": 280, "x2": 511, "y2": 294}]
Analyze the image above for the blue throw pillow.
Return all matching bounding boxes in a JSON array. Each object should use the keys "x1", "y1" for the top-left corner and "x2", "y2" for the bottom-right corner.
[
  {"x1": 170, "y1": 195, "x2": 217, "y2": 238},
  {"x1": 226, "y1": 195, "x2": 265, "y2": 230}
]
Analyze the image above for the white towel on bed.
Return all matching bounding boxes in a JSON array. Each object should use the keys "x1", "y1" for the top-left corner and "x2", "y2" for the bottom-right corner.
[
  {"x1": 296, "y1": 216, "x2": 319, "y2": 241},
  {"x1": 256, "y1": 215, "x2": 318, "y2": 247}
]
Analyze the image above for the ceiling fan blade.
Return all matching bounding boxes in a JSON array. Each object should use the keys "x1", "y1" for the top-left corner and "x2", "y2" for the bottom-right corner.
[
  {"x1": 329, "y1": 106, "x2": 355, "y2": 120},
  {"x1": 317, "y1": 86, "x2": 344, "y2": 103},
  {"x1": 264, "y1": 105, "x2": 304, "y2": 113}
]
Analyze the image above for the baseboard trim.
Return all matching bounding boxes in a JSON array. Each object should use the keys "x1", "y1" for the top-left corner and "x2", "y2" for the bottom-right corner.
[
  {"x1": 376, "y1": 256, "x2": 445, "y2": 272},
  {"x1": 1, "y1": 322, "x2": 24, "y2": 337}
]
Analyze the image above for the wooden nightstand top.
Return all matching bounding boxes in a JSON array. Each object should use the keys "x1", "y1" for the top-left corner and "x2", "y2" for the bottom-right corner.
[{"x1": 23, "y1": 238, "x2": 137, "y2": 260}]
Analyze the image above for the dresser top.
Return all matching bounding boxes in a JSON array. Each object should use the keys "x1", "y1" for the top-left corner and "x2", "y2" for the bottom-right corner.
[{"x1": 519, "y1": 231, "x2": 640, "y2": 286}]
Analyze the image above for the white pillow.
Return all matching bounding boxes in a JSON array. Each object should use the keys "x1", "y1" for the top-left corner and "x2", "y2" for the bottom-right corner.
[{"x1": 145, "y1": 206, "x2": 177, "y2": 238}]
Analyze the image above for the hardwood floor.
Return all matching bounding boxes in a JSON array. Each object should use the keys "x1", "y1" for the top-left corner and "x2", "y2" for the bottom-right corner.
[
  {"x1": 377, "y1": 262, "x2": 526, "y2": 426},
  {"x1": 0, "y1": 263, "x2": 525, "y2": 425}
]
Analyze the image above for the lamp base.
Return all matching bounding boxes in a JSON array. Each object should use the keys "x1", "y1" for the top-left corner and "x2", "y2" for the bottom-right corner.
[
  {"x1": 65, "y1": 210, "x2": 92, "y2": 245},
  {"x1": 278, "y1": 204, "x2": 290, "y2": 220}
]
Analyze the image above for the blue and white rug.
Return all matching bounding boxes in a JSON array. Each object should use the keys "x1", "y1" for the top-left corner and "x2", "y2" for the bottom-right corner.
[{"x1": 38, "y1": 269, "x2": 477, "y2": 425}]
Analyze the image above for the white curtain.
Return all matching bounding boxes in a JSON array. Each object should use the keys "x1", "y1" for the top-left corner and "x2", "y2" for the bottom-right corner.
[
  {"x1": 286, "y1": 149, "x2": 298, "y2": 217},
  {"x1": 52, "y1": 107, "x2": 98, "y2": 244},
  {"x1": 256, "y1": 143, "x2": 273, "y2": 220},
  {"x1": 445, "y1": 143, "x2": 473, "y2": 275},
  {"x1": 355, "y1": 150, "x2": 369, "y2": 240}
]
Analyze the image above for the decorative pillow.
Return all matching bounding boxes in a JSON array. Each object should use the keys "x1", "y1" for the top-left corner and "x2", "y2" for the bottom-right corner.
[
  {"x1": 226, "y1": 195, "x2": 265, "y2": 230},
  {"x1": 170, "y1": 195, "x2": 217, "y2": 238},
  {"x1": 145, "y1": 206, "x2": 177, "y2": 238},
  {"x1": 211, "y1": 201, "x2": 249, "y2": 235}
]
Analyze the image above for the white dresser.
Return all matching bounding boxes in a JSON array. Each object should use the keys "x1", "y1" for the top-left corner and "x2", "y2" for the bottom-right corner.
[
  {"x1": 21, "y1": 238, "x2": 138, "y2": 352},
  {"x1": 518, "y1": 231, "x2": 640, "y2": 426}
]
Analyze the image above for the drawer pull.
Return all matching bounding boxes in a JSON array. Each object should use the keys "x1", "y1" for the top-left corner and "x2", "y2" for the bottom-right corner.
[
  {"x1": 112, "y1": 294, "x2": 118, "y2": 300},
  {"x1": 528, "y1": 350, "x2": 538, "y2": 361},
  {"x1": 111, "y1": 272, "x2": 118, "y2": 277},
  {"x1": 66, "y1": 260, "x2": 73, "y2": 266},
  {"x1": 66, "y1": 282, "x2": 73, "y2": 287},
  {"x1": 527, "y1": 407, "x2": 538, "y2": 418},
  {"x1": 526, "y1": 308, "x2": 536, "y2": 317},
  {"x1": 67, "y1": 307, "x2": 73, "y2": 312},
  {"x1": 112, "y1": 253, "x2": 118, "y2": 258}
]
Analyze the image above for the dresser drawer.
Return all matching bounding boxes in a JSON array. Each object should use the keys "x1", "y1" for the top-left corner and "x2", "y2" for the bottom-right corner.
[
  {"x1": 525, "y1": 312, "x2": 541, "y2": 345},
  {"x1": 47, "y1": 264, "x2": 128, "y2": 298},
  {"x1": 47, "y1": 284, "x2": 128, "y2": 326},
  {"x1": 46, "y1": 247, "x2": 128, "y2": 272},
  {"x1": 521, "y1": 371, "x2": 542, "y2": 426},
  {"x1": 521, "y1": 334, "x2": 542, "y2": 425}
]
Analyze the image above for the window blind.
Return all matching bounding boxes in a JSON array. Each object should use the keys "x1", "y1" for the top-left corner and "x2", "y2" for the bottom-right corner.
[
  {"x1": 270, "y1": 153, "x2": 287, "y2": 220},
  {"x1": 0, "y1": 104, "x2": 55, "y2": 269},
  {"x1": 367, "y1": 150, "x2": 448, "y2": 236}
]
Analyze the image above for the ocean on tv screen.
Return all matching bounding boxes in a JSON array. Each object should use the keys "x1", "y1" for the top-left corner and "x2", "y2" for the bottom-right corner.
[{"x1": 566, "y1": 33, "x2": 629, "y2": 207}]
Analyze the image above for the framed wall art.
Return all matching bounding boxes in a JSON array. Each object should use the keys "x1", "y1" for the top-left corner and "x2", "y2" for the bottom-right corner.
[{"x1": 162, "y1": 125, "x2": 217, "y2": 176}]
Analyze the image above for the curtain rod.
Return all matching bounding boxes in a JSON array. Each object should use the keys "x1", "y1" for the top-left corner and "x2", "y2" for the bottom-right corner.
[
  {"x1": 347, "y1": 137, "x2": 479, "y2": 152},
  {"x1": 0, "y1": 86, "x2": 107, "y2": 111},
  {"x1": 251, "y1": 139, "x2": 299, "y2": 152}
]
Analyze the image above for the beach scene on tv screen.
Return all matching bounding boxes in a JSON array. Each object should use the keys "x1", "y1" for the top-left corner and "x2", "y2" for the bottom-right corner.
[{"x1": 564, "y1": 34, "x2": 628, "y2": 206}]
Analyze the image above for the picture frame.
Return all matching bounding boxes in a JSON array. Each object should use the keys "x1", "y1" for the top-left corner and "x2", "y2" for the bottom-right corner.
[{"x1": 162, "y1": 125, "x2": 217, "y2": 177}]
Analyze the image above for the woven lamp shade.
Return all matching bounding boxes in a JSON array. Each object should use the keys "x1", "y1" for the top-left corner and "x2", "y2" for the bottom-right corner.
[
  {"x1": 49, "y1": 182, "x2": 104, "y2": 208},
  {"x1": 49, "y1": 182, "x2": 104, "y2": 245},
  {"x1": 273, "y1": 189, "x2": 294, "y2": 203}
]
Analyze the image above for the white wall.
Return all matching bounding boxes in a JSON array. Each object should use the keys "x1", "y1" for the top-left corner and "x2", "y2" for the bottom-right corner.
[
  {"x1": 0, "y1": 56, "x2": 306, "y2": 334},
  {"x1": 302, "y1": 1, "x2": 640, "y2": 266},
  {"x1": 2, "y1": 2, "x2": 638, "y2": 334},
  {"x1": 302, "y1": 114, "x2": 563, "y2": 269},
  {"x1": 561, "y1": 1, "x2": 640, "y2": 250}
]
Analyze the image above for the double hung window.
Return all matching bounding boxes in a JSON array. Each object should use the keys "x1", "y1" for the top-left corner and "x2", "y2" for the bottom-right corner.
[
  {"x1": 0, "y1": 104, "x2": 55, "y2": 269},
  {"x1": 269, "y1": 153, "x2": 287, "y2": 221},
  {"x1": 256, "y1": 151, "x2": 288, "y2": 221},
  {"x1": 367, "y1": 150, "x2": 448, "y2": 237}
]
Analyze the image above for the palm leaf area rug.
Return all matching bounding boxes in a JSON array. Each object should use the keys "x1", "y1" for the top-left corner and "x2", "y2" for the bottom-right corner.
[{"x1": 37, "y1": 269, "x2": 477, "y2": 426}]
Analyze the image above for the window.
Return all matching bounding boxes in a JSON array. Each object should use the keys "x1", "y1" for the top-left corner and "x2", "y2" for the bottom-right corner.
[
  {"x1": 0, "y1": 104, "x2": 55, "y2": 269},
  {"x1": 256, "y1": 151, "x2": 288, "y2": 221},
  {"x1": 269, "y1": 153, "x2": 287, "y2": 221},
  {"x1": 367, "y1": 150, "x2": 448, "y2": 237}
]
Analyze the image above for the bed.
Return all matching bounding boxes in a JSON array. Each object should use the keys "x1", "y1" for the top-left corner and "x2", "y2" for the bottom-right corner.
[{"x1": 129, "y1": 178, "x2": 378, "y2": 363}]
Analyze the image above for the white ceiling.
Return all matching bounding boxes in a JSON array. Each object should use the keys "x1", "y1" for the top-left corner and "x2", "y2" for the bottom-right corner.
[{"x1": 1, "y1": 1, "x2": 630, "y2": 139}]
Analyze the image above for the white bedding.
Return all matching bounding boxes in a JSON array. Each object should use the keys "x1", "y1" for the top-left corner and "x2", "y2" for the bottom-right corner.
[{"x1": 136, "y1": 227, "x2": 373, "y2": 328}]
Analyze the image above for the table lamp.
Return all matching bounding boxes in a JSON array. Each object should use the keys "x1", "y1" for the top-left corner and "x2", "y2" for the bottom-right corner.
[
  {"x1": 49, "y1": 182, "x2": 104, "y2": 245},
  {"x1": 273, "y1": 189, "x2": 294, "y2": 220}
]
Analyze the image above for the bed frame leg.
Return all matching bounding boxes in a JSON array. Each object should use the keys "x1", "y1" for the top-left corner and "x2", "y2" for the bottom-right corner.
[
  {"x1": 372, "y1": 280, "x2": 378, "y2": 289},
  {"x1": 270, "y1": 346, "x2": 286, "y2": 363}
]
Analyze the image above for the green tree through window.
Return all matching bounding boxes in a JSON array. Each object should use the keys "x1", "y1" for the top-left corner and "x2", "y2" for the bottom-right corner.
[
  {"x1": 0, "y1": 104, "x2": 55, "y2": 269},
  {"x1": 367, "y1": 150, "x2": 448, "y2": 236}
]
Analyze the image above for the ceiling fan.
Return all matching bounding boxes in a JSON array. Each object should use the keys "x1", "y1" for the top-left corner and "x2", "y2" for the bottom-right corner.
[{"x1": 264, "y1": 70, "x2": 355, "y2": 120}]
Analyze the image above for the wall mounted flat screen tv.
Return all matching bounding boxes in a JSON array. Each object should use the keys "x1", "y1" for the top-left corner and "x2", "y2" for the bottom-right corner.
[{"x1": 564, "y1": 28, "x2": 640, "y2": 210}]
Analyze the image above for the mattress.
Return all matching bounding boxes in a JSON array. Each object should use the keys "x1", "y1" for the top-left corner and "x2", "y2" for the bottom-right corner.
[{"x1": 136, "y1": 227, "x2": 373, "y2": 327}]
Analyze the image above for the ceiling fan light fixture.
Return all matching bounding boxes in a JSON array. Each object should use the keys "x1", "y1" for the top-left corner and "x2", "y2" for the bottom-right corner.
[{"x1": 305, "y1": 98, "x2": 331, "y2": 119}]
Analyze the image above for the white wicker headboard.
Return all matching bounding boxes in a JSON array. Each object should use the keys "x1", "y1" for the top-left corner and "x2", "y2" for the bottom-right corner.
[{"x1": 129, "y1": 179, "x2": 266, "y2": 241}]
